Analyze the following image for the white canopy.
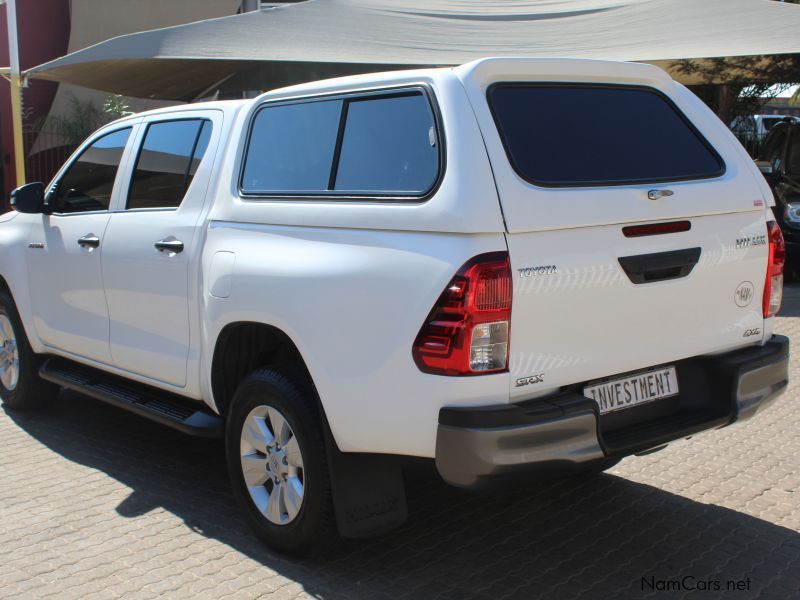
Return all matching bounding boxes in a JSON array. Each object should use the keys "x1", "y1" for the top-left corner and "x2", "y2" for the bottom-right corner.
[{"x1": 28, "y1": 0, "x2": 800, "y2": 100}]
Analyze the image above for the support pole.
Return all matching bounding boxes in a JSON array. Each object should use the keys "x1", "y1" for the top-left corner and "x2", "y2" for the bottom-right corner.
[{"x1": 6, "y1": 0, "x2": 25, "y2": 186}]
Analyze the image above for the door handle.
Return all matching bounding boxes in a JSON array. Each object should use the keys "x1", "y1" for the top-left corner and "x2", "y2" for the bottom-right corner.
[
  {"x1": 155, "y1": 238, "x2": 184, "y2": 254},
  {"x1": 618, "y1": 247, "x2": 701, "y2": 284},
  {"x1": 77, "y1": 234, "x2": 100, "y2": 249}
]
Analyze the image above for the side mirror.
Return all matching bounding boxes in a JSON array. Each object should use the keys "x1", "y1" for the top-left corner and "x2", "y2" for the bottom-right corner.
[{"x1": 10, "y1": 182, "x2": 46, "y2": 214}]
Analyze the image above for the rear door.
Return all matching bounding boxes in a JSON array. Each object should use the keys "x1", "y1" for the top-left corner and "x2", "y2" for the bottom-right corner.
[
  {"x1": 457, "y1": 59, "x2": 771, "y2": 399},
  {"x1": 101, "y1": 112, "x2": 219, "y2": 387}
]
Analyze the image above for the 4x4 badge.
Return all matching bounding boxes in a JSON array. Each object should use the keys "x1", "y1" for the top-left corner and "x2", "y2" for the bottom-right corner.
[{"x1": 516, "y1": 374, "x2": 544, "y2": 387}]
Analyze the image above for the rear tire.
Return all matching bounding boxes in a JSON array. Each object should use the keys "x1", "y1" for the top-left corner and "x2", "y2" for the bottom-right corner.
[
  {"x1": 225, "y1": 368, "x2": 337, "y2": 556},
  {"x1": 0, "y1": 290, "x2": 58, "y2": 410}
]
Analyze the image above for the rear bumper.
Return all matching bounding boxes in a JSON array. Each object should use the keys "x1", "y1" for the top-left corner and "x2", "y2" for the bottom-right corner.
[{"x1": 436, "y1": 335, "x2": 789, "y2": 488}]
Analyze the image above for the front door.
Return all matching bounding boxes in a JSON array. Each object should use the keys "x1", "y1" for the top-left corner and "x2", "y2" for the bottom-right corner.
[
  {"x1": 101, "y1": 115, "x2": 217, "y2": 387},
  {"x1": 27, "y1": 126, "x2": 134, "y2": 364}
]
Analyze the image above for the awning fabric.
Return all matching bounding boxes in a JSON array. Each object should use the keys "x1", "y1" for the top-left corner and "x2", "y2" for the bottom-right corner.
[{"x1": 27, "y1": 0, "x2": 800, "y2": 101}]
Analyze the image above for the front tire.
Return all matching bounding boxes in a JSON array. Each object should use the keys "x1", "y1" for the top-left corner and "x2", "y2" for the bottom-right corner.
[
  {"x1": 225, "y1": 369, "x2": 336, "y2": 556},
  {"x1": 0, "y1": 290, "x2": 58, "y2": 410}
]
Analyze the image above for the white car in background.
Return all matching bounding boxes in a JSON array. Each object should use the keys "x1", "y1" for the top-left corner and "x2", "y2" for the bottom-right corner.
[{"x1": 731, "y1": 113, "x2": 798, "y2": 140}]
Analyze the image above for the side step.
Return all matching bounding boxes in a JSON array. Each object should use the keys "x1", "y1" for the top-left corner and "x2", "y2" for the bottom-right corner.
[{"x1": 39, "y1": 358, "x2": 224, "y2": 438}]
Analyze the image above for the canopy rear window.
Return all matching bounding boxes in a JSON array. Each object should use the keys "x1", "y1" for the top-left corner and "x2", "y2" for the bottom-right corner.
[{"x1": 488, "y1": 84, "x2": 725, "y2": 187}]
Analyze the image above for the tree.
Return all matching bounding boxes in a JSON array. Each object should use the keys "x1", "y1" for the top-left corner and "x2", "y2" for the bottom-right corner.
[
  {"x1": 671, "y1": 0, "x2": 800, "y2": 124},
  {"x1": 673, "y1": 55, "x2": 800, "y2": 124}
]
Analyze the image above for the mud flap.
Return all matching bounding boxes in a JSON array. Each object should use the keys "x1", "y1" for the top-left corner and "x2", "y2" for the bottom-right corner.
[{"x1": 323, "y1": 423, "x2": 408, "y2": 539}]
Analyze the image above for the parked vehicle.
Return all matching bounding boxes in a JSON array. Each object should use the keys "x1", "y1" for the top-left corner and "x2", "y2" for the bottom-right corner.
[
  {"x1": 756, "y1": 118, "x2": 800, "y2": 276},
  {"x1": 0, "y1": 58, "x2": 789, "y2": 556},
  {"x1": 731, "y1": 114, "x2": 797, "y2": 141}
]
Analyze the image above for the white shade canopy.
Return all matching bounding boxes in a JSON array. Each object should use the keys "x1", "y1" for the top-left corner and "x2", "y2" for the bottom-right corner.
[{"x1": 27, "y1": 0, "x2": 800, "y2": 100}]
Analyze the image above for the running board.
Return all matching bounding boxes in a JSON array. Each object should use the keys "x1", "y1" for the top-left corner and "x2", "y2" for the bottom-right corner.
[{"x1": 39, "y1": 358, "x2": 224, "y2": 438}]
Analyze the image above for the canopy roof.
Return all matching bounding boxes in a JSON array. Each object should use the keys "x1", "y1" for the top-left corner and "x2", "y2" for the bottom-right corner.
[{"x1": 28, "y1": 0, "x2": 800, "y2": 101}]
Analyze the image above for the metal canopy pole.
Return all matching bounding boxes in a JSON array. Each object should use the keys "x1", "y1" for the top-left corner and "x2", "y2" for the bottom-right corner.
[{"x1": 4, "y1": 0, "x2": 25, "y2": 186}]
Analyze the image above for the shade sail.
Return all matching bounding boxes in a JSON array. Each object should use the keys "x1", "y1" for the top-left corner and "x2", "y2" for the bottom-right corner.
[{"x1": 27, "y1": 0, "x2": 800, "y2": 101}]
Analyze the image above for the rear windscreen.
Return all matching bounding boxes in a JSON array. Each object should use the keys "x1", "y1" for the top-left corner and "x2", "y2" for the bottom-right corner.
[{"x1": 488, "y1": 84, "x2": 724, "y2": 187}]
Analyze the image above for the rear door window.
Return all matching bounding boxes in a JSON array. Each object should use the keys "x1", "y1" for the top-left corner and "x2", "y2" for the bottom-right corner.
[
  {"x1": 488, "y1": 84, "x2": 724, "y2": 187},
  {"x1": 127, "y1": 119, "x2": 211, "y2": 210}
]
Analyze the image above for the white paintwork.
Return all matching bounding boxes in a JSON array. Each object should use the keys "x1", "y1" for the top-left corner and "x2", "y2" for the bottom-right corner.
[
  {"x1": 101, "y1": 108, "x2": 224, "y2": 387},
  {"x1": 455, "y1": 58, "x2": 773, "y2": 401},
  {"x1": 201, "y1": 224, "x2": 509, "y2": 455},
  {"x1": 0, "y1": 59, "x2": 776, "y2": 459},
  {"x1": 25, "y1": 122, "x2": 140, "y2": 364},
  {"x1": 456, "y1": 58, "x2": 773, "y2": 233},
  {"x1": 208, "y1": 252, "x2": 235, "y2": 299},
  {"x1": 505, "y1": 212, "x2": 768, "y2": 401},
  {"x1": 26, "y1": 212, "x2": 114, "y2": 363}
]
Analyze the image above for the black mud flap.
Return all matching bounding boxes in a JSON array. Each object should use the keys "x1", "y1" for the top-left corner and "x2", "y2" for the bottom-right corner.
[{"x1": 322, "y1": 422, "x2": 408, "y2": 539}]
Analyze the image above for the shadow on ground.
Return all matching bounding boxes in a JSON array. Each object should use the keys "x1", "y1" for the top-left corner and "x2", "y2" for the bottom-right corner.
[{"x1": 6, "y1": 391, "x2": 799, "y2": 600}]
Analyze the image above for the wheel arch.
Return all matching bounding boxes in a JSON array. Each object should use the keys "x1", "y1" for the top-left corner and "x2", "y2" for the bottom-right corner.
[
  {"x1": 210, "y1": 321, "x2": 317, "y2": 418},
  {"x1": 0, "y1": 273, "x2": 11, "y2": 296}
]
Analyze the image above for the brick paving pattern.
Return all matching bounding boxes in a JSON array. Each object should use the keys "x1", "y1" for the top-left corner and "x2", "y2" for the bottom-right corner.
[{"x1": 2, "y1": 289, "x2": 800, "y2": 599}]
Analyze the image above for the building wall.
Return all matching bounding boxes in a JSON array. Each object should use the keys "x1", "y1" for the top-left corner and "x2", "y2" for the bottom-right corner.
[
  {"x1": 0, "y1": 0, "x2": 71, "y2": 206},
  {"x1": 0, "y1": 0, "x2": 241, "y2": 206}
]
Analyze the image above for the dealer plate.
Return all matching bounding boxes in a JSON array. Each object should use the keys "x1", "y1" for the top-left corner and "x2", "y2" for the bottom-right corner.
[{"x1": 583, "y1": 366, "x2": 679, "y2": 415}]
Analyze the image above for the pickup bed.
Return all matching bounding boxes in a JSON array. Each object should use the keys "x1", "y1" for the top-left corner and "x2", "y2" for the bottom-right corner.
[{"x1": 0, "y1": 58, "x2": 789, "y2": 555}]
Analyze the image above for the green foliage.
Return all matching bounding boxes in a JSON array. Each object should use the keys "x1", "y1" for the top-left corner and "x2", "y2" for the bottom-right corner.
[
  {"x1": 43, "y1": 93, "x2": 105, "y2": 146},
  {"x1": 673, "y1": 55, "x2": 800, "y2": 120},
  {"x1": 103, "y1": 94, "x2": 134, "y2": 120},
  {"x1": 673, "y1": 1, "x2": 800, "y2": 121},
  {"x1": 40, "y1": 93, "x2": 136, "y2": 147}
]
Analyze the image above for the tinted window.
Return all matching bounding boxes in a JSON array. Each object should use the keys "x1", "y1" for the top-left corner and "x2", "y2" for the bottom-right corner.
[
  {"x1": 489, "y1": 85, "x2": 724, "y2": 186},
  {"x1": 52, "y1": 128, "x2": 131, "y2": 213},
  {"x1": 189, "y1": 121, "x2": 212, "y2": 179},
  {"x1": 242, "y1": 100, "x2": 341, "y2": 193},
  {"x1": 334, "y1": 94, "x2": 438, "y2": 194},
  {"x1": 127, "y1": 119, "x2": 211, "y2": 210}
]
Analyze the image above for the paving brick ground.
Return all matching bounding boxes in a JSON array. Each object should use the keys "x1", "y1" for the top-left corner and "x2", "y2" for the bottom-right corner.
[{"x1": 2, "y1": 290, "x2": 800, "y2": 599}]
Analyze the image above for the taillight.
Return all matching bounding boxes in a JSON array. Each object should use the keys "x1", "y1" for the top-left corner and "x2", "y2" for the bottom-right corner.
[
  {"x1": 763, "y1": 221, "x2": 785, "y2": 318},
  {"x1": 413, "y1": 252, "x2": 511, "y2": 376}
]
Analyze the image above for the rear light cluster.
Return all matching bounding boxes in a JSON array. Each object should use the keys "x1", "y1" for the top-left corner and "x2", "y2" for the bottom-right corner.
[
  {"x1": 413, "y1": 252, "x2": 511, "y2": 376},
  {"x1": 763, "y1": 221, "x2": 785, "y2": 318}
]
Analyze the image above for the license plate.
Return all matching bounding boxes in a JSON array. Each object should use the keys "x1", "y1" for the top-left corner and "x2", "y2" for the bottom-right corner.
[{"x1": 584, "y1": 366, "x2": 679, "y2": 415}]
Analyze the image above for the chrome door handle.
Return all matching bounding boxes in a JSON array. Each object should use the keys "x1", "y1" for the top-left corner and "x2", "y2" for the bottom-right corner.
[
  {"x1": 77, "y1": 234, "x2": 100, "y2": 248},
  {"x1": 154, "y1": 238, "x2": 184, "y2": 254}
]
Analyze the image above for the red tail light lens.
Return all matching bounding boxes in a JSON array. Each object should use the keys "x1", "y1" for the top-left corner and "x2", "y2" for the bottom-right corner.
[
  {"x1": 622, "y1": 220, "x2": 691, "y2": 237},
  {"x1": 763, "y1": 221, "x2": 785, "y2": 318},
  {"x1": 413, "y1": 252, "x2": 511, "y2": 376}
]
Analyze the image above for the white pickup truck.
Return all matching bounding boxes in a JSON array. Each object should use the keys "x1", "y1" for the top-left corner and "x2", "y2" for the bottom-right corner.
[{"x1": 0, "y1": 58, "x2": 789, "y2": 556}]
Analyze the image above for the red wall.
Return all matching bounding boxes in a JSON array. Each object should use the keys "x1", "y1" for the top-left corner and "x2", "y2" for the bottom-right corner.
[{"x1": 0, "y1": 1, "x2": 71, "y2": 208}]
